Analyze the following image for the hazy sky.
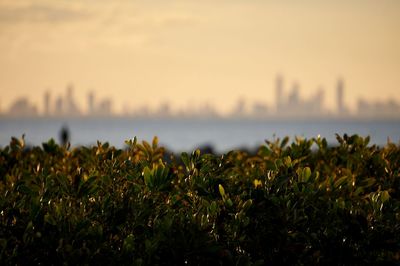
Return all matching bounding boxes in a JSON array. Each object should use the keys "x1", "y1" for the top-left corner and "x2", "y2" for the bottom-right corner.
[{"x1": 1, "y1": 0, "x2": 399, "y2": 114}]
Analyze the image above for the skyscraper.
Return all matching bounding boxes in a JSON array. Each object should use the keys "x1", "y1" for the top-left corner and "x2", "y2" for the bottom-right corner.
[
  {"x1": 337, "y1": 78, "x2": 345, "y2": 116},
  {"x1": 44, "y1": 91, "x2": 50, "y2": 116},
  {"x1": 88, "y1": 91, "x2": 95, "y2": 115},
  {"x1": 8, "y1": 98, "x2": 38, "y2": 117},
  {"x1": 55, "y1": 96, "x2": 63, "y2": 116},
  {"x1": 65, "y1": 84, "x2": 80, "y2": 116},
  {"x1": 276, "y1": 75, "x2": 283, "y2": 112},
  {"x1": 288, "y1": 83, "x2": 300, "y2": 106},
  {"x1": 66, "y1": 84, "x2": 73, "y2": 114}
]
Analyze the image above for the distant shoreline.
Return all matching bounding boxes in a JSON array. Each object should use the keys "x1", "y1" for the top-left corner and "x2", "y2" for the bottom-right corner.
[
  {"x1": 2, "y1": 115, "x2": 400, "y2": 123},
  {"x1": 2, "y1": 118, "x2": 399, "y2": 152}
]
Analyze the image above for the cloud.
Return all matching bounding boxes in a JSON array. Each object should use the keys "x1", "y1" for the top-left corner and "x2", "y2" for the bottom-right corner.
[
  {"x1": 0, "y1": 3, "x2": 89, "y2": 24},
  {"x1": 0, "y1": 1, "x2": 201, "y2": 52}
]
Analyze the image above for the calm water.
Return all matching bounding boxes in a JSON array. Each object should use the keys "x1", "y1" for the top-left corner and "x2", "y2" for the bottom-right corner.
[{"x1": 1, "y1": 118, "x2": 400, "y2": 152}]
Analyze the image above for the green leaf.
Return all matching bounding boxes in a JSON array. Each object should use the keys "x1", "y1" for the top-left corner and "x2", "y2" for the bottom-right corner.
[
  {"x1": 354, "y1": 187, "x2": 364, "y2": 196},
  {"x1": 143, "y1": 167, "x2": 152, "y2": 188},
  {"x1": 361, "y1": 178, "x2": 376, "y2": 188},
  {"x1": 334, "y1": 176, "x2": 349, "y2": 189},
  {"x1": 281, "y1": 136, "x2": 289, "y2": 148},
  {"x1": 209, "y1": 201, "x2": 218, "y2": 215},
  {"x1": 44, "y1": 213, "x2": 57, "y2": 226},
  {"x1": 302, "y1": 167, "x2": 312, "y2": 182},
  {"x1": 142, "y1": 141, "x2": 152, "y2": 152},
  {"x1": 152, "y1": 136, "x2": 159, "y2": 149},
  {"x1": 17, "y1": 184, "x2": 32, "y2": 195},
  {"x1": 381, "y1": 190, "x2": 390, "y2": 203},
  {"x1": 275, "y1": 159, "x2": 283, "y2": 168},
  {"x1": 284, "y1": 156, "x2": 292, "y2": 168},
  {"x1": 218, "y1": 184, "x2": 226, "y2": 198},
  {"x1": 226, "y1": 198, "x2": 233, "y2": 207},
  {"x1": 242, "y1": 199, "x2": 253, "y2": 212},
  {"x1": 123, "y1": 234, "x2": 135, "y2": 253},
  {"x1": 181, "y1": 152, "x2": 190, "y2": 169}
]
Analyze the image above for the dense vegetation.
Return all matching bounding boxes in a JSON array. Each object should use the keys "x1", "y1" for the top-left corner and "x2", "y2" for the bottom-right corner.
[{"x1": 0, "y1": 134, "x2": 399, "y2": 265}]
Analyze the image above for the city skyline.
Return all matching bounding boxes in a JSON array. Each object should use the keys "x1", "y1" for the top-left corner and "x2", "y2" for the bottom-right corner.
[
  {"x1": 3, "y1": 75, "x2": 400, "y2": 119},
  {"x1": 1, "y1": 1, "x2": 400, "y2": 115}
]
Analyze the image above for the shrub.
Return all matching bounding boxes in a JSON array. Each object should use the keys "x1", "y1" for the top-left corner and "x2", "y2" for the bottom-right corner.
[{"x1": 0, "y1": 135, "x2": 399, "y2": 265}]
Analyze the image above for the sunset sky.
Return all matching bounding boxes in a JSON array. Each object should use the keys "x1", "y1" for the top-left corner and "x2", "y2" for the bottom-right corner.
[{"x1": 0, "y1": 0, "x2": 399, "y2": 115}]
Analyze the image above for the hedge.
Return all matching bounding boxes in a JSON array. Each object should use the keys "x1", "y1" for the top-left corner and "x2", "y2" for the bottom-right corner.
[{"x1": 0, "y1": 134, "x2": 399, "y2": 265}]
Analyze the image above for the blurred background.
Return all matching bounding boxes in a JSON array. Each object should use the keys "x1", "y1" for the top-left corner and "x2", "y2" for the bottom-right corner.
[{"x1": 1, "y1": 0, "x2": 400, "y2": 152}]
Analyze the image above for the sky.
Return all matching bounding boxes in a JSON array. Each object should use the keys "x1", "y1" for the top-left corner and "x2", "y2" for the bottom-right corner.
[{"x1": 0, "y1": 0, "x2": 399, "y2": 115}]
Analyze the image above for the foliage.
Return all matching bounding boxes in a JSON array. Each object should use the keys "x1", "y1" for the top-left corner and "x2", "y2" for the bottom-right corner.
[{"x1": 0, "y1": 134, "x2": 399, "y2": 265}]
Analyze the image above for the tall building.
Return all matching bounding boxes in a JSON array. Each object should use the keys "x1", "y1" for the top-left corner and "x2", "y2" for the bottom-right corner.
[
  {"x1": 252, "y1": 102, "x2": 268, "y2": 118},
  {"x1": 55, "y1": 97, "x2": 63, "y2": 116},
  {"x1": 66, "y1": 84, "x2": 73, "y2": 114},
  {"x1": 313, "y1": 87, "x2": 324, "y2": 112},
  {"x1": 337, "y1": 78, "x2": 345, "y2": 115},
  {"x1": 276, "y1": 75, "x2": 283, "y2": 112},
  {"x1": 44, "y1": 91, "x2": 51, "y2": 116},
  {"x1": 288, "y1": 83, "x2": 300, "y2": 106},
  {"x1": 65, "y1": 84, "x2": 80, "y2": 116},
  {"x1": 97, "y1": 99, "x2": 112, "y2": 116},
  {"x1": 88, "y1": 91, "x2": 95, "y2": 115},
  {"x1": 357, "y1": 98, "x2": 400, "y2": 119},
  {"x1": 8, "y1": 98, "x2": 38, "y2": 117},
  {"x1": 232, "y1": 97, "x2": 246, "y2": 117}
]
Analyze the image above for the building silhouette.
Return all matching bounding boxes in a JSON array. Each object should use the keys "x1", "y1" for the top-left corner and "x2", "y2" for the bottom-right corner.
[
  {"x1": 287, "y1": 82, "x2": 300, "y2": 110},
  {"x1": 336, "y1": 78, "x2": 349, "y2": 116},
  {"x1": 273, "y1": 75, "x2": 328, "y2": 118},
  {"x1": 357, "y1": 98, "x2": 400, "y2": 119},
  {"x1": 44, "y1": 91, "x2": 51, "y2": 116},
  {"x1": 97, "y1": 99, "x2": 112, "y2": 117},
  {"x1": 276, "y1": 75, "x2": 284, "y2": 113},
  {"x1": 88, "y1": 91, "x2": 95, "y2": 116},
  {"x1": 231, "y1": 97, "x2": 247, "y2": 118},
  {"x1": 2, "y1": 78, "x2": 400, "y2": 119},
  {"x1": 8, "y1": 98, "x2": 38, "y2": 117},
  {"x1": 65, "y1": 85, "x2": 81, "y2": 116},
  {"x1": 252, "y1": 102, "x2": 268, "y2": 118},
  {"x1": 54, "y1": 96, "x2": 63, "y2": 116},
  {"x1": 312, "y1": 87, "x2": 324, "y2": 113}
]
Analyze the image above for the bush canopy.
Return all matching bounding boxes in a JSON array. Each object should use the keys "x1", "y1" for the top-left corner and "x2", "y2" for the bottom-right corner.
[{"x1": 0, "y1": 134, "x2": 399, "y2": 265}]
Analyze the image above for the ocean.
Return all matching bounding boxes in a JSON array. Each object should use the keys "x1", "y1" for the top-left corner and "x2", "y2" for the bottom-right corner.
[{"x1": 1, "y1": 117, "x2": 400, "y2": 152}]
